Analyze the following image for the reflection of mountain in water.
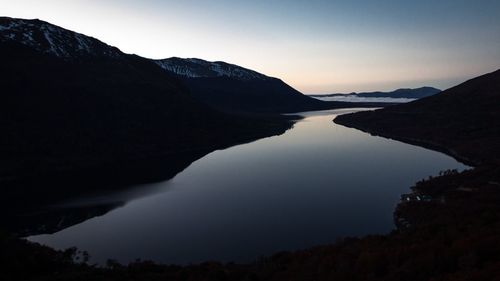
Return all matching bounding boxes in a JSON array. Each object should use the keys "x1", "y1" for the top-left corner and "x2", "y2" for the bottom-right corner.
[
  {"x1": 3, "y1": 150, "x2": 210, "y2": 237},
  {"x1": 13, "y1": 203, "x2": 124, "y2": 237}
]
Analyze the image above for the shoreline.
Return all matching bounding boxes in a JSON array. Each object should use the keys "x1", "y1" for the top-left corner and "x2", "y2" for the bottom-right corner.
[{"x1": 333, "y1": 116, "x2": 479, "y2": 167}]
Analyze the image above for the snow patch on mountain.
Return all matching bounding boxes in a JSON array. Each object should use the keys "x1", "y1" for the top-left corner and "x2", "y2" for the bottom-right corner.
[{"x1": 155, "y1": 57, "x2": 272, "y2": 81}]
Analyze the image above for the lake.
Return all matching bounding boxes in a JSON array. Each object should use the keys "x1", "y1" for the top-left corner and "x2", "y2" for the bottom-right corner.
[{"x1": 27, "y1": 108, "x2": 468, "y2": 265}]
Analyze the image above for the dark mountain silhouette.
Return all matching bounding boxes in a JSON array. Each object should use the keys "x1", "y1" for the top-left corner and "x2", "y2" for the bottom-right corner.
[
  {"x1": 155, "y1": 57, "x2": 377, "y2": 113},
  {"x1": 0, "y1": 17, "x2": 293, "y2": 203},
  {"x1": 335, "y1": 69, "x2": 500, "y2": 165},
  {"x1": 312, "y1": 86, "x2": 441, "y2": 99}
]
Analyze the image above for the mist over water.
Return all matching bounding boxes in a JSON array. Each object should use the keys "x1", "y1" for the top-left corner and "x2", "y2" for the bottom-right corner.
[
  {"x1": 28, "y1": 109, "x2": 468, "y2": 265},
  {"x1": 312, "y1": 96, "x2": 415, "y2": 103}
]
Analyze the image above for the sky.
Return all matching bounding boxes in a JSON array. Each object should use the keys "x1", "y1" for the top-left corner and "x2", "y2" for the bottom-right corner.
[{"x1": 1, "y1": 0, "x2": 499, "y2": 93}]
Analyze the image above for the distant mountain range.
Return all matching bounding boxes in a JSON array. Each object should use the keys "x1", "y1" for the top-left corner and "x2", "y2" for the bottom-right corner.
[{"x1": 312, "y1": 87, "x2": 441, "y2": 99}]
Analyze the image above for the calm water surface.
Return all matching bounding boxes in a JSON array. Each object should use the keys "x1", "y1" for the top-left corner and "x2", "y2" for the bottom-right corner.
[{"x1": 28, "y1": 109, "x2": 468, "y2": 264}]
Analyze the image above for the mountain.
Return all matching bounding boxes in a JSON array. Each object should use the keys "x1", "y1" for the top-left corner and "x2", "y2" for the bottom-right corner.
[
  {"x1": 0, "y1": 17, "x2": 293, "y2": 202},
  {"x1": 335, "y1": 69, "x2": 500, "y2": 165},
  {"x1": 311, "y1": 87, "x2": 441, "y2": 99},
  {"x1": 0, "y1": 17, "x2": 123, "y2": 59},
  {"x1": 155, "y1": 57, "x2": 271, "y2": 81},
  {"x1": 155, "y1": 57, "x2": 361, "y2": 113}
]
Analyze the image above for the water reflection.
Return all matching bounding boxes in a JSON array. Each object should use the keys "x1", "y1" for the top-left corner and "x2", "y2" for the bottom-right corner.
[
  {"x1": 10, "y1": 182, "x2": 172, "y2": 237},
  {"x1": 28, "y1": 108, "x2": 468, "y2": 265}
]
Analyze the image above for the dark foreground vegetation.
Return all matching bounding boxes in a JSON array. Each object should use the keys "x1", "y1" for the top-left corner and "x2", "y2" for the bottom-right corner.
[{"x1": 2, "y1": 69, "x2": 500, "y2": 280}]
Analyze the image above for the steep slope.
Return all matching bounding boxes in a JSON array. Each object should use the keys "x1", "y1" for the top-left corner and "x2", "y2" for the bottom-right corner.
[
  {"x1": 0, "y1": 17, "x2": 292, "y2": 200},
  {"x1": 155, "y1": 57, "x2": 354, "y2": 113},
  {"x1": 335, "y1": 69, "x2": 500, "y2": 165},
  {"x1": 313, "y1": 87, "x2": 441, "y2": 99}
]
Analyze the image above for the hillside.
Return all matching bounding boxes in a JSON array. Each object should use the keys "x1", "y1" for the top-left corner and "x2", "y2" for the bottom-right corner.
[
  {"x1": 155, "y1": 57, "x2": 372, "y2": 113},
  {"x1": 335, "y1": 70, "x2": 500, "y2": 165}
]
